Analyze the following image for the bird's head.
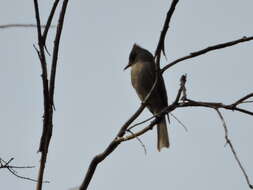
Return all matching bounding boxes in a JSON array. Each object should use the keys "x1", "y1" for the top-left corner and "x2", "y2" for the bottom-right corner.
[
  {"x1": 124, "y1": 43, "x2": 140, "y2": 70},
  {"x1": 124, "y1": 44, "x2": 153, "y2": 70}
]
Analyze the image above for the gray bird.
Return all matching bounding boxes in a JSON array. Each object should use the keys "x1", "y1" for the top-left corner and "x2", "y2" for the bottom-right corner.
[{"x1": 124, "y1": 44, "x2": 169, "y2": 151}]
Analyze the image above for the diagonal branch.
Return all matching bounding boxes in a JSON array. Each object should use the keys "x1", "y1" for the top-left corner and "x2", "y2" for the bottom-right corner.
[
  {"x1": 154, "y1": 0, "x2": 179, "y2": 63},
  {"x1": 79, "y1": 1, "x2": 180, "y2": 190},
  {"x1": 128, "y1": 74, "x2": 186, "y2": 131},
  {"x1": 112, "y1": 76, "x2": 253, "y2": 189},
  {"x1": 216, "y1": 109, "x2": 253, "y2": 189},
  {"x1": 49, "y1": 0, "x2": 69, "y2": 107},
  {"x1": 233, "y1": 93, "x2": 253, "y2": 106},
  {"x1": 116, "y1": 119, "x2": 158, "y2": 143},
  {"x1": 162, "y1": 36, "x2": 253, "y2": 73},
  {"x1": 42, "y1": 0, "x2": 60, "y2": 43}
]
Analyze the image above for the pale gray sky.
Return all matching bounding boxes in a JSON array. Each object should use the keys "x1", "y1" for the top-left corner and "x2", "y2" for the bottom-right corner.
[{"x1": 0, "y1": 0, "x2": 253, "y2": 190}]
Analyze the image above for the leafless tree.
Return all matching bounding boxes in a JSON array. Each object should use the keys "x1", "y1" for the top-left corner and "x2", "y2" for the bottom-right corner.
[
  {"x1": 78, "y1": 1, "x2": 253, "y2": 189},
  {"x1": 2, "y1": 0, "x2": 252, "y2": 189}
]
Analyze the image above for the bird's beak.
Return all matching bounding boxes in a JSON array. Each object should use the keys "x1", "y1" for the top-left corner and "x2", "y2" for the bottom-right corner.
[{"x1": 124, "y1": 62, "x2": 131, "y2": 70}]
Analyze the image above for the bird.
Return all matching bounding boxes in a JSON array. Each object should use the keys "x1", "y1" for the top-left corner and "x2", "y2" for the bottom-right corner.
[{"x1": 124, "y1": 44, "x2": 169, "y2": 151}]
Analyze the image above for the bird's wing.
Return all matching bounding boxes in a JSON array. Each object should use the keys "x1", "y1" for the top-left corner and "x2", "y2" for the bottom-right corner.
[
  {"x1": 146, "y1": 60, "x2": 168, "y2": 106},
  {"x1": 144, "y1": 60, "x2": 168, "y2": 112}
]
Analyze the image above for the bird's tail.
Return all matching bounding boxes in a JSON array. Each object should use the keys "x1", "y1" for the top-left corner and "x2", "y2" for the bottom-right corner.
[{"x1": 157, "y1": 116, "x2": 169, "y2": 151}]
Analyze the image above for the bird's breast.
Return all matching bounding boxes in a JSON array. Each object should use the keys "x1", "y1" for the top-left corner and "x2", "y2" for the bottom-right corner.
[{"x1": 130, "y1": 62, "x2": 155, "y2": 101}]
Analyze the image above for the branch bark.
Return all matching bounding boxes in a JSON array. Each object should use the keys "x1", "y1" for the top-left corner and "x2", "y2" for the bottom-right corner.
[
  {"x1": 162, "y1": 36, "x2": 253, "y2": 73},
  {"x1": 33, "y1": 0, "x2": 69, "y2": 190}
]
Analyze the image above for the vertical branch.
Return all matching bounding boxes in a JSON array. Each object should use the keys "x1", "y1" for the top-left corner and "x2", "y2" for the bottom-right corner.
[
  {"x1": 33, "y1": 0, "x2": 69, "y2": 190},
  {"x1": 154, "y1": 0, "x2": 179, "y2": 66},
  {"x1": 33, "y1": 1, "x2": 51, "y2": 189},
  {"x1": 33, "y1": 0, "x2": 50, "y2": 123},
  {"x1": 49, "y1": 0, "x2": 69, "y2": 105},
  {"x1": 216, "y1": 109, "x2": 253, "y2": 189}
]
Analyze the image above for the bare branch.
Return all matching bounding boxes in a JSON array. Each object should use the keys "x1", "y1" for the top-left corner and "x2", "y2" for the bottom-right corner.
[
  {"x1": 129, "y1": 74, "x2": 187, "y2": 131},
  {"x1": 178, "y1": 97, "x2": 253, "y2": 116},
  {"x1": 42, "y1": 0, "x2": 60, "y2": 43},
  {"x1": 49, "y1": 0, "x2": 69, "y2": 109},
  {"x1": 78, "y1": 1, "x2": 253, "y2": 189},
  {"x1": 154, "y1": 0, "x2": 179, "y2": 62},
  {"x1": 116, "y1": 119, "x2": 158, "y2": 143},
  {"x1": 162, "y1": 36, "x2": 253, "y2": 73},
  {"x1": 33, "y1": 0, "x2": 69, "y2": 189},
  {"x1": 33, "y1": 1, "x2": 52, "y2": 189},
  {"x1": 126, "y1": 130, "x2": 147, "y2": 155},
  {"x1": 174, "y1": 74, "x2": 187, "y2": 103},
  {"x1": 79, "y1": 2, "x2": 181, "y2": 189},
  {"x1": 0, "y1": 158, "x2": 46, "y2": 183},
  {"x1": 79, "y1": 104, "x2": 146, "y2": 190},
  {"x1": 128, "y1": 115, "x2": 155, "y2": 131},
  {"x1": 240, "y1": 101, "x2": 253, "y2": 104},
  {"x1": 170, "y1": 113, "x2": 188, "y2": 132},
  {"x1": 233, "y1": 93, "x2": 253, "y2": 106},
  {"x1": 215, "y1": 109, "x2": 253, "y2": 189},
  {"x1": 33, "y1": 0, "x2": 51, "y2": 153},
  {"x1": 121, "y1": 75, "x2": 253, "y2": 190},
  {"x1": 80, "y1": 73, "x2": 184, "y2": 189},
  {"x1": 0, "y1": 24, "x2": 53, "y2": 29}
]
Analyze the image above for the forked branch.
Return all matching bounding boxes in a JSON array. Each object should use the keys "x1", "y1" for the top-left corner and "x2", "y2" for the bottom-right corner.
[{"x1": 33, "y1": 0, "x2": 69, "y2": 190}]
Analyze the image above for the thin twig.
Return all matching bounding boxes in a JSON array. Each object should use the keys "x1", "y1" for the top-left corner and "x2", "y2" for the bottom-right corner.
[
  {"x1": 241, "y1": 101, "x2": 253, "y2": 104},
  {"x1": 126, "y1": 130, "x2": 147, "y2": 155},
  {"x1": 154, "y1": 0, "x2": 179, "y2": 60},
  {"x1": 0, "y1": 158, "x2": 45, "y2": 183},
  {"x1": 170, "y1": 113, "x2": 188, "y2": 132},
  {"x1": 117, "y1": 119, "x2": 158, "y2": 143},
  {"x1": 162, "y1": 36, "x2": 253, "y2": 73},
  {"x1": 42, "y1": 0, "x2": 60, "y2": 43},
  {"x1": 49, "y1": 0, "x2": 69, "y2": 110},
  {"x1": 216, "y1": 109, "x2": 253, "y2": 189},
  {"x1": 128, "y1": 115, "x2": 156, "y2": 131},
  {"x1": 0, "y1": 24, "x2": 52, "y2": 29},
  {"x1": 233, "y1": 93, "x2": 253, "y2": 106},
  {"x1": 178, "y1": 97, "x2": 253, "y2": 116},
  {"x1": 7, "y1": 166, "x2": 49, "y2": 183}
]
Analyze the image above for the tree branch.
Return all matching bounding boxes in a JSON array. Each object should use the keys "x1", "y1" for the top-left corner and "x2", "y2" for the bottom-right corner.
[
  {"x1": 0, "y1": 24, "x2": 52, "y2": 29},
  {"x1": 79, "y1": 0, "x2": 253, "y2": 189},
  {"x1": 79, "y1": 1, "x2": 181, "y2": 190},
  {"x1": 154, "y1": 0, "x2": 179, "y2": 62},
  {"x1": 162, "y1": 36, "x2": 253, "y2": 73},
  {"x1": 42, "y1": 0, "x2": 60, "y2": 43},
  {"x1": 216, "y1": 109, "x2": 253, "y2": 189},
  {"x1": 33, "y1": 0, "x2": 69, "y2": 190},
  {"x1": 178, "y1": 97, "x2": 253, "y2": 116},
  {"x1": 49, "y1": 0, "x2": 69, "y2": 108},
  {"x1": 0, "y1": 158, "x2": 46, "y2": 183},
  {"x1": 116, "y1": 119, "x2": 158, "y2": 143}
]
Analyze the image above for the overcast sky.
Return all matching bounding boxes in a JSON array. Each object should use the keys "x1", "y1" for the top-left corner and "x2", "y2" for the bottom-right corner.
[{"x1": 0, "y1": 0, "x2": 253, "y2": 190}]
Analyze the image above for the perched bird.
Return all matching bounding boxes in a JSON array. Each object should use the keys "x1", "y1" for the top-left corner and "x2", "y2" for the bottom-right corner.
[{"x1": 124, "y1": 44, "x2": 169, "y2": 151}]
